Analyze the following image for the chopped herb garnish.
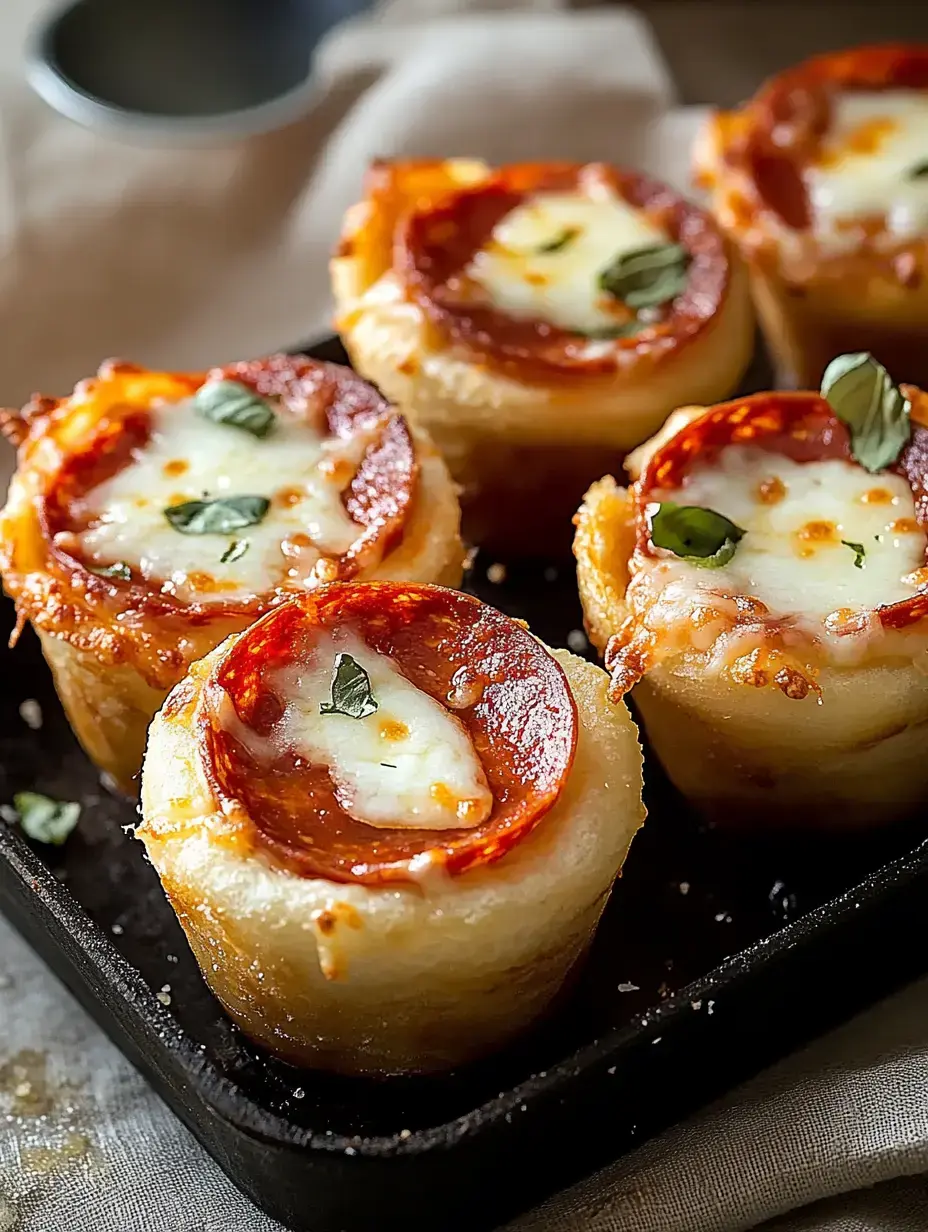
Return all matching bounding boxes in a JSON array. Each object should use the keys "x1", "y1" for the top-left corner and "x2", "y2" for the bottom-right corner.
[
  {"x1": 89, "y1": 561, "x2": 131, "y2": 581},
  {"x1": 220, "y1": 539, "x2": 249, "y2": 565},
  {"x1": 650, "y1": 501, "x2": 746, "y2": 568},
  {"x1": 598, "y1": 242, "x2": 690, "y2": 310},
  {"x1": 194, "y1": 379, "x2": 275, "y2": 439},
  {"x1": 380, "y1": 762, "x2": 397, "y2": 769},
  {"x1": 12, "y1": 792, "x2": 81, "y2": 845},
  {"x1": 842, "y1": 540, "x2": 866, "y2": 568},
  {"x1": 320, "y1": 653, "x2": 378, "y2": 719},
  {"x1": 536, "y1": 227, "x2": 579, "y2": 254},
  {"x1": 164, "y1": 495, "x2": 270, "y2": 535},
  {"x1": 820, "y1": 352, "x2": 910, "y2": 473},
  {"x1": 906, "y1": 160, "x2": 928, "y2": 180}
]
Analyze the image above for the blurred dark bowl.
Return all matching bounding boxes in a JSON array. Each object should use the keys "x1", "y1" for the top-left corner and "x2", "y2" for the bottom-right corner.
[{"x1": 27, "y1": 0, "x2": 371, "y2": 142}]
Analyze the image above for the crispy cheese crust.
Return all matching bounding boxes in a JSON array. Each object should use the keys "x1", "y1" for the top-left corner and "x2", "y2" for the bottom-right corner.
[
  {"x1": 332, "y1": 159, "x2": 754, "y2": 552},
  {"x1": 0, "y1": 360, "x2": 463, "y2": 792}
]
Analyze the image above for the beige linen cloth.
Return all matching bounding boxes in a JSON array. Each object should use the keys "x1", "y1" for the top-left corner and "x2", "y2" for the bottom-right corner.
[{"x1": 2, "y1": 1, "x2": 928, "y2": 1229}]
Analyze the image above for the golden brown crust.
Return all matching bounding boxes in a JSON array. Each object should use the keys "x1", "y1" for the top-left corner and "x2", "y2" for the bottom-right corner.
[
  {"x1": 573, "y1": 475, "x2": 635, "y2": 658},
  {"x1": 630, "y1": 657, "x2": 928, "y2": 829}
]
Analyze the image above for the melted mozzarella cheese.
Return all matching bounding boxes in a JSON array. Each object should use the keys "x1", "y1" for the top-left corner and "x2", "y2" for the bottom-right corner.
[
  {"x1": 275, "y1": 633, "x2": 493, "y2": 830},
  {"x1": 650, "y1": 446, "x2": 926, "y2": 623},
  {"x1": 466, "y1": 191, "x2": 668, "y2": 334},
  {"x1": 807, "y1": 90, "x2": 928, "y2": 249},
  {"x1": 75, "y1": 396, "x2": 367, "y2": 605}
]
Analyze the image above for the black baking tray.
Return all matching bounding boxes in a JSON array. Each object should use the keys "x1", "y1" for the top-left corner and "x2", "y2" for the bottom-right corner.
[{"x1": 2, "y1": 337, "x2": 928, "y2": 1232}]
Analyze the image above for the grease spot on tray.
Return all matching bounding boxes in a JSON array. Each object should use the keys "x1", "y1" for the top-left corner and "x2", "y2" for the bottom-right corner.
[
  {"x1": 0, "y1": 1047, "x2": 98, "y2": 1192},
  {"x1": 21, "y1": 1132, "x2": 90, "y2": 1175},
  {"x1": 0, "y1": 1050, "x2": 53, "y2": 1118}
]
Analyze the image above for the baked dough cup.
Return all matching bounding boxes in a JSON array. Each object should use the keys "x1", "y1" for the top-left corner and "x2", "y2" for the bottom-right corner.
[
  {"x1": 0, "y1": 356, "x2": 463, "y2": 794},
  {"x1": 137, "y1": 582, "x2": 645, "y2": 1075},
  {"x1": 695, "y1": 44, "x2": 928, "y2": 388},
  {"x1": 575, "y1": 382, "x2": 928, "y2": 829},
  {"x1": 332, "y1": 160, "x2": 754, "y2": 554}
]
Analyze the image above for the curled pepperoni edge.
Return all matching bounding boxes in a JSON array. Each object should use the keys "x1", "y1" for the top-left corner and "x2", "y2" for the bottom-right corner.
[
  {"x1": 38, "y1": 355, "x2": 418, "y2": 619},
  {"x1": 732, "y1": 44, "x2": 928, "y2": 231},
  {"x1": 635, "y1": 388, "x2": 928, "y2": 632},
  {"x1": 197, "y1": 582, "x2": 579, "y2": 886},
  {"x1": 396, "y1": 162, "x2": 732, "y2": 382}
]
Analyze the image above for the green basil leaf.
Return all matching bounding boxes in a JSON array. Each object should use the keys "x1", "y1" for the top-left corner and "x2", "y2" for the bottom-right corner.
[
  {"x1": 320, "y1": 653, "x2": 378, "y2": 719},
  {"x1": 598, "y1": 242, "x2": 690, "y2": 310},
  {"x1": 164, "y1": 495, "x2": 270, "y2": 536},
  {"x1": 842, "y1": 540, "x2": 866, "y2": 568},
  {"x1": 194, "y1": 379, "x2": 275, "y2": 439},
  {"x1": 220, "y1": 539, "x2": 249, "y2": 565},
  {"x1": 536, "y1": 227, "x2": 579, "y2": 254},
  {"x1": 13, "y1": 792, "x2": 81, "y2": 845},
  {"x1": 89, "y1": 561, "x2": 131, "y2": 581},
  {"x1": 650, "y1": 501, "x2": 745, "y2": 568},
  {"x1": 820, "y1": 352, "x2": 910, "y2": 473},
  {"x1": 906, "y1": 160, "x2": 928, "y2": 180}
]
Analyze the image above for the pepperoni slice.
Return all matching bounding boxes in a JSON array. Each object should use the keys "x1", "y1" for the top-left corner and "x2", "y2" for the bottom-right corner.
[
  {"x1": 39, "y1": 355, "x2": 417, "y2": 616},
  {"x1": 636, "y1": 390, "x2": 928, "y2": 631},
  {"x1": 199, "y1": 582, "x2": 578, "y2": 885},
  {"x1": 735, "y1": 44, "x2": 928, "y2": 229},
  {"x1": 397, "y1": 162, "x2": 731, "y2": 382}
]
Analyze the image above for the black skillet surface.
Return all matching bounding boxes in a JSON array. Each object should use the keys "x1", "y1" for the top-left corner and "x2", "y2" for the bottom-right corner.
[{"x1": 1, "y1": 337, "x2": 927, "y2": 1232}]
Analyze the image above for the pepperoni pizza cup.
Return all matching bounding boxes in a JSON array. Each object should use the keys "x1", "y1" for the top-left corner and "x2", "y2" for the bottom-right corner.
[
  {"x1": 332, "y1": 159, "x2": 754, "y2": 553},
  {"x1": 137, "y1": 582, "x2": 645, "y2": 1074},
  {"x1": 0, "y1": 356, "x2": 462, "y2": 794},
  {"x1": 575, "y1": 353, "x2": 928, "y2": 828},
  {"x1": 695, "y1": 44, "x2": 928, "y2": 388}
]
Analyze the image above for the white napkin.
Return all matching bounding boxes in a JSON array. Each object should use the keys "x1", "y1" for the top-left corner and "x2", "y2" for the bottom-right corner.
[
  {"x1": 1, "y1": 3, "x2": 928, "y2": 1230},
  {"x1": 507, "y1": 977, "x2": 928, "y2": 1232}
]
